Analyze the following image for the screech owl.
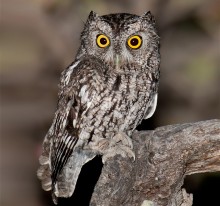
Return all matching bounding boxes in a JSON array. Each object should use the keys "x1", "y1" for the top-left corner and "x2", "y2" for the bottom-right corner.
[{"x1": 37, "y1": 11, "x2": 160, "y2": 204}]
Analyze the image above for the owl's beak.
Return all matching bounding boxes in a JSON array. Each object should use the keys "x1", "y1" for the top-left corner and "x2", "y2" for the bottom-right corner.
[{"x1": 115, "y1": 54, "x2": 121, "y2": 71}]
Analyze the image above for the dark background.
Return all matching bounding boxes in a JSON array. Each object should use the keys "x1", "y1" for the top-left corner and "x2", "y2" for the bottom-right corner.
[{"x1": 1, "y1": 0, "x2": 220, "y2": 205}]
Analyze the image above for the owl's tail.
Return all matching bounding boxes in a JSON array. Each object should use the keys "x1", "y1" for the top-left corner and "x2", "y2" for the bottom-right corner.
[
  {"x1": 37, "y1": 155, "x2": 59, "y2": 205},
  {"x1": 51, "y1": 150, "x2": 96, "y2": 202},
  {"x1": 37, "y1": 132, "x2": 53, "y2": 192},
  {"x1": 37, "y1": 136, "x2": 96, "y2": 204}
]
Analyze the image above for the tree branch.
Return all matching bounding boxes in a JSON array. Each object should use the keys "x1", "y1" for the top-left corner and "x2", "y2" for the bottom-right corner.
[{"x1": 90, "y1": 119, "x2": 220, "y2": 206}]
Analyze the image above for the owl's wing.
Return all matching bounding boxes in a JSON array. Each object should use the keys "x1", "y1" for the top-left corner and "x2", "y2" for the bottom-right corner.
[
  {"x1": 38, "y1": 58, "x2": 102, "y2": 203},
  {"x1": 50, "y1": 94, "x2": 95, "y2": 203},
  {"x1": 51, "y1": 98, "x2": 80, "y2": 191}
]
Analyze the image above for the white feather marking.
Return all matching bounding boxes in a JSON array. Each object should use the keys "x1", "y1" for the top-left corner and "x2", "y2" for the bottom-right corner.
[
  {"x1": 100, "y1": 99, "x2": 112, "y2": 111},
  {"x1": 81, "y1": 91, "x2": 95, "y2": 117},
  {"x1": 87, "y1": 101, "x2": 92, "y2": 108},
  {"x1": 81, "y1": 90, "x2": 89, "y2": 104},
  {"x1": 64, "y1": 61, "x2": 80, "y2": 85},
  {"x1": 73, "y1": 119, "x2": 76, "y2": 127},
  {"x1": 144, "y1": 93, "x2": 158, "y2": 119},
  {"x1": 54, "y1": 182, "x2": 59, "y2": 196},
  {"x1": 79, "y1": 85, "x2": 87, "y2": 97},
  {"x1": 64, "y1": 135, "x2": 71, "y2": 144},
  {"x1": 66, "y1": 136, "x2": 73, "y2": 148}
]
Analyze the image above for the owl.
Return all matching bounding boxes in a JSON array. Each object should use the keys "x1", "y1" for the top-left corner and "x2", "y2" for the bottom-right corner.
[{"x1": 37, "y1": 11, "x2": 160, "y2": 204}]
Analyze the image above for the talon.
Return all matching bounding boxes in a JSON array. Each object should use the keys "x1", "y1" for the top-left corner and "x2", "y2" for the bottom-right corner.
[{"x1": 120, "y1": 145, "x2": 135, "y2": 161}]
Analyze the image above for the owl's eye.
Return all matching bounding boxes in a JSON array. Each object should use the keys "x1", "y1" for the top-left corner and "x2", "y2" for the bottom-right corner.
[
  {"x1": 127, "y1": 35, "x2": 142, "y2": 49},
  {"x1": 96, "y1": 34, "x2": 110, "y2": 48}
]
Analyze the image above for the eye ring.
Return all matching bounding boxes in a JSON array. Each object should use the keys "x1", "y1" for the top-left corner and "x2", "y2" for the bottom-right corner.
[
  {"x1": 96, "y1": 34, "x2": 110, "y2": 48},
  {"x1": 127, "y1": 35, "x2": 142, "y2": 49}
]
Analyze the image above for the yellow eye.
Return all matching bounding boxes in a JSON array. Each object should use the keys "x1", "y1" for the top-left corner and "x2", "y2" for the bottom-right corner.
[
  {"x1": 127, "y1": 35, "x2": 142, "y2": 49},
  {"x1": 96, "y1": 34, "x2": 110, "y2": 48}
]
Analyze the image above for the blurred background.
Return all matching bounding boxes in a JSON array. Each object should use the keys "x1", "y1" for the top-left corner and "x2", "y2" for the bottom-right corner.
[{"x1": 1, "y1": 0, "x2": 220, "y2": 205}]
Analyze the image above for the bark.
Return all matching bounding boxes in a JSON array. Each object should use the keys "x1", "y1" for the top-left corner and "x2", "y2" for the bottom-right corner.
[{"x1": 90, "y1": 119, "x2": 220, "y2": 206}]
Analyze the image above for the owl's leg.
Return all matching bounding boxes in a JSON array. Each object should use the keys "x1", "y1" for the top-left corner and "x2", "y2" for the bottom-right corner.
[{"x1": 89, "y1": 132, "x2": 135, "y2": 163}]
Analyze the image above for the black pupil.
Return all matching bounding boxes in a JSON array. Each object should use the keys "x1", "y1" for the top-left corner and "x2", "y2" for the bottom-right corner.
[
  {"x1": 100, "y1": 37, "x2": 107, "y2": 45},
  {"x1": 131, "y1": 38, "x2": 139, "y2": 46}
]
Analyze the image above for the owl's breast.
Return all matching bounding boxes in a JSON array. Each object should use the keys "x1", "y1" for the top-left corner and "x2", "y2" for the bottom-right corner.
[
  {"x1": 114, "y1": 72, "x2": 153, "y2": 132},
  {"x1": 78, "y1": 71, "x2": 153, "y2": 142}
]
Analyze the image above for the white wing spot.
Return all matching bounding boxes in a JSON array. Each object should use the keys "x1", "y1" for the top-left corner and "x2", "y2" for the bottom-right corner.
[
  {"x1": 64, "y1": 61, "x2": 80, "y2": 86},
  {"x1": 79, "y1": 85, "x2": 87, "y2": 97}
]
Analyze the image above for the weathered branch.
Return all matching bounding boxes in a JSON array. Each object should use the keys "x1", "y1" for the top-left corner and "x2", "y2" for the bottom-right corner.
[{"x1": 90, "y1": 119, "x2": 220, "y2": 206}]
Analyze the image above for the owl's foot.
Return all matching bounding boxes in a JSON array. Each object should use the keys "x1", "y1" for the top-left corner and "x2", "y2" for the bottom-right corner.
[
  {"x1": 109, "y1": 132, "x2": 133, "y2": 149},
  {"x1": 102, "y1": 143, "x2": 135, "y2": 163},
  {"x1": 89, "y1": 132, "x2": 135, "y2": 163},
  {"x1": 103, "y1": 132, "x2": 135, "y2": 163}
]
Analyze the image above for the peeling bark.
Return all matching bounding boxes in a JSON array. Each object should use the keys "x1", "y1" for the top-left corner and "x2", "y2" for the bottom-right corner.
[{"x1": 90, "y1": 119, "x2": 220, "y2": 206}]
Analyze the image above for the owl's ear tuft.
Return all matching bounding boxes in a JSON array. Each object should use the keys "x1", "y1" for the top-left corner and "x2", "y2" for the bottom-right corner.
[
  {"x1": 88, "y1": 11, "x2": 99, "y2": 22},
  {"x1": 141, "y1": 11, "x2": 156, "y2": 25}
]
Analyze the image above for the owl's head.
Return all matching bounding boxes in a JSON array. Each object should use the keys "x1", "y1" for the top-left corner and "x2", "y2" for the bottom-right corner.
[{"x1": 77, "y1": 11, "x2": 160, "y2": 72}]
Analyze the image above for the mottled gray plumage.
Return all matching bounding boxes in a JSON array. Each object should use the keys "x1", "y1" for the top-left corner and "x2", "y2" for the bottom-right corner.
[{"x1": 37, "y1": 11, "x2": 160, "y2": 204}]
